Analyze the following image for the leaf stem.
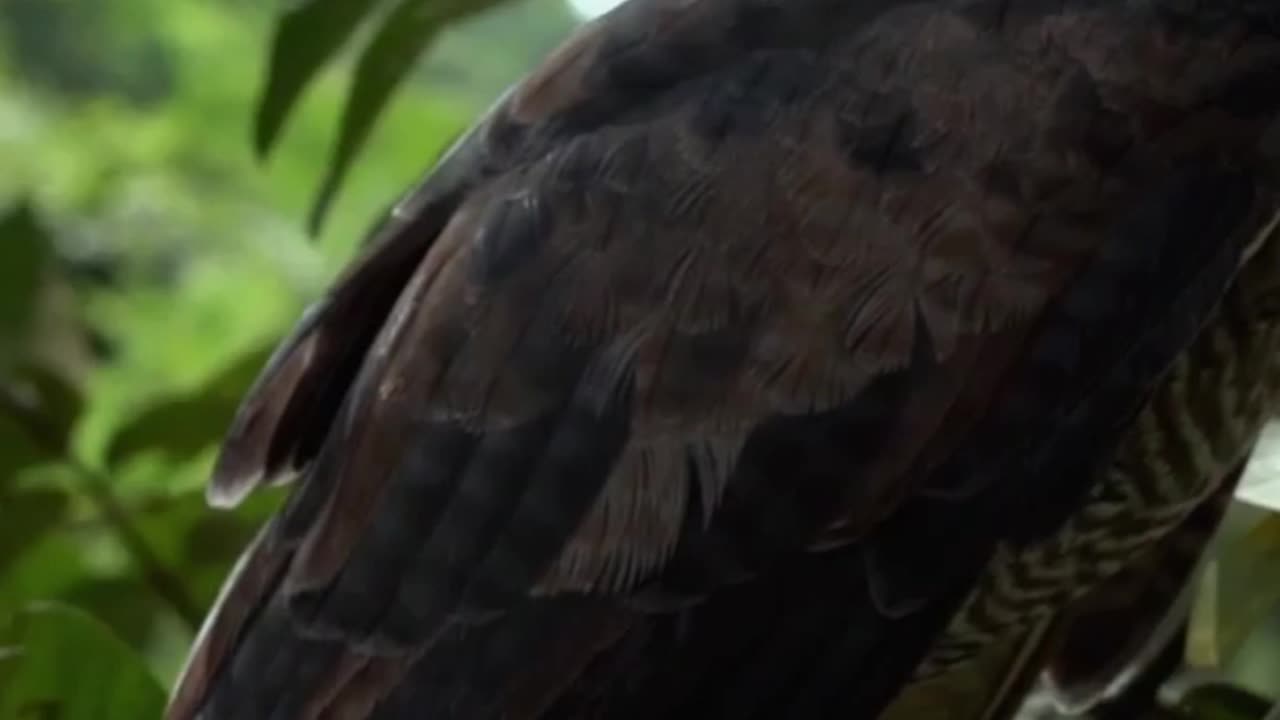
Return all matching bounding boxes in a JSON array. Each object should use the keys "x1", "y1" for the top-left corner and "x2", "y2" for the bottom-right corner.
[
  {"x1": 0, "y1": 385, "x2": 203, "y2": 630},
  {"x1": 66, "y1": 457, "x2": 203, "y2": 628}
]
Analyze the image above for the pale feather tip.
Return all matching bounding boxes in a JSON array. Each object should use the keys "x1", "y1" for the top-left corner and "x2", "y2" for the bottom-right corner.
[{"x1": 206, "y1": 470, "x2": 260, "y2": 509}]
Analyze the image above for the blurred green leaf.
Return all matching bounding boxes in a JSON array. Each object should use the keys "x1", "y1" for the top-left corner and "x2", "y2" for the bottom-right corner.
[
  {"x1": 0, "y1": 490, "x2": 70, "y2": 576},
  {"x1": 0, "y1": 525, "x2": 97, "y2": 622},
  {"x1": 0, "y1": 603, "x2": 165, "y2": 720},
  {"x1": 59, "y1": 577, "x2": 167, "y2": 650},
  {"x1": 105, "y1": 344, "x2": 274, "y2": 468},
  {"x1": 1203, "y1": 515, "x2": 1280, "y2": 669},
  {"x1": 0, "y1": 365, "x2": 83, "y2": 486},
  {"x1": 0, "y1": 415, "x2": 51, "y2": 490},
  {"x1": 254, "y1": 0, "x2": 382, "y2": 158},
  {"x1": 0, "y1": 0, "x2": 176, "y2": 105},
  {"x1": 14, "y1": 365, "x2": 84, "y2": 450},
  {"x1": 258, "y1": 0, "x2": 513, "y2": 233},
  {"x1": 0, "y1": 201, "x2": 53, "y2": 367},
  {"x1": 124, "y1": 487, "x2": 276, "y2": 604},
  {"x1": 2, "y1": 364, "x2": 84, "y2": 450},
  {"x1": 306, "y1": 0, "x2": 505, "y2": 232}
]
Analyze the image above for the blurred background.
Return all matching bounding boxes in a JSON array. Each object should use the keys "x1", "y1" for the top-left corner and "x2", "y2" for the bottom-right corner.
[{"x1": 0, "y1": 1, "x2": 1276, "y2": 718}]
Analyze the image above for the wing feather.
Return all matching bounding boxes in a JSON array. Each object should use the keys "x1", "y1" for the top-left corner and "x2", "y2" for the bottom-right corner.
[{"x1": 170, "y1": 1, "x2": 1280, "y2": 717}]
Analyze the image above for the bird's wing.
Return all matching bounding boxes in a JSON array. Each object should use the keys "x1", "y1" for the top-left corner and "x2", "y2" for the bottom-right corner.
[
  {"x1": 1043, "y1": 462, "x2": 1245, "y2": 717},
  {"x1": 1043, "y1": 240, "x2": 1280, "y2": 713},
  {"x1": 879, "y1": 221, "x2": 1280, "y2": 720},
  {"x1": 875, "y1": 464, "x2": 1244, "y2": 720},
  {"x1": 876, "y1": 621, "x2": 1058, "y2": 720},
  {"x1": 167, "y1": 0, "x2": 1280, "y2": 718}
]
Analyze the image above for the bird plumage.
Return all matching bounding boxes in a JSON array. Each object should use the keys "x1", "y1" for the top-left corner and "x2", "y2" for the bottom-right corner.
[
  {"x1": 880, "y1": 463, "x2": 1248, "y2": 720},
  {"x1": 168, "y1": 0, "x2": 1280, "y2": 717},
  {"x1": 881, "y1": 205, "x2": 1280, "y2": 720}
]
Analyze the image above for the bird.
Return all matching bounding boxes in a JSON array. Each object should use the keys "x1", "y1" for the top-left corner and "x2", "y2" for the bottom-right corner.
[
  {"x1": 878, "y1": 215, "x2": 1280, "y2": 720},
  {"x1": 880, "y1": 212, "x2": 1280, "y2": 717},
  {"x1": 880, "y1": 430, "x2": 1262, "y2": 720},
  {"x1": 166, "y1": 0, "x2": 1280, "y2": 717}
]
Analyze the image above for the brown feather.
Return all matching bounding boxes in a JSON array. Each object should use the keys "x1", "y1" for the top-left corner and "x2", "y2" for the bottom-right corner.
[{"x1": 169, "y1": 1, "x2": 1280, "y2": 717}]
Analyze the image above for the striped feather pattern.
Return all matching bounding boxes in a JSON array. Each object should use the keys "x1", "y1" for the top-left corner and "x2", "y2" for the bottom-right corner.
[{"x1": 913, "y1": 230, "x2": 1280, "y2": 681}]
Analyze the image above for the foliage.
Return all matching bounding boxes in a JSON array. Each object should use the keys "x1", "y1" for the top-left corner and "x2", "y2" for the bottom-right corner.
[
  {"x1": 0, "y1": 203, "x2": 53, "y2": 366},
  {"x1": 0, "y1": 0, "x2": 1275, "y2": 718},
  {"x1": 255, "y1": 0, "x2": 573, "y2": 232},
  {"x1": 0, "y1": 604, "x2": 167, "y2": 719}
]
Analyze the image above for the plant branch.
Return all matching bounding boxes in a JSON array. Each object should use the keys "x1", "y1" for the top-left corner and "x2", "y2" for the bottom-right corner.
[
  {"x1": 1, "y1": 385, "x2": 203, "y2": 630},
  {"x1": 64, "y1": 456, "x2": 203, "y2": 628}
]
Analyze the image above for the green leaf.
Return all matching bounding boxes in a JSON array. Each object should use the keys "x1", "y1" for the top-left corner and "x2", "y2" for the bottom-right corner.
[
  {"x1": 0, "y1": 530, "x2": 94, "y2": 623},
  {"x1": 0, "y1": 365, "x2": 83, "y2": 487},
  {"x1": 308, "y1": 0, "x2": 494, "y2": 232},
  {"x1": 0, "y1": 490, "x2": 70, "y2": 576},
  {"x1": 127, "y1": 487, "x2": 274, "y2": 602},
  {"x1": 0, "y1": 201, "x2": 53, "y2": 367},
  {"x1": 257, "y1": 0, "x2": 523, "y2": 232},
  {"x1": 0, "y1": 603, "x2": 165, "y2": 720},
  {"x1": 1189, "y1": 508, "x2": 1280, "y2": 681},
  {"x1": 1213, "y1": 514, "x2": 1280, "y2": 666},
  {"x1": 13, "y1": 366, "x2": 84, "y2": 452},
  {"x1": 1, "y1": 364, "x2": 84, "y2": 452},
  {"x1": 59, "y1": 577, "x2": 171, "y2": 652},
  {"x1": 253, "y1": 0, "x2": 383, "y2": 158},
  {"x1": 105, "y1": 345, "x2": 274, "y2": 468},
  {"x1": 0, "y1": 414, "x2": 51, "y2": 490}
]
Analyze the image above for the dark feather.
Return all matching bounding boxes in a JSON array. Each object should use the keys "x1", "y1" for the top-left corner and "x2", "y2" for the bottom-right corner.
[
  {"x1": 876, "y1": 221, "x2": 1280, "y2": 720},
  {"x1": 168, "y1": 0, "x2": 1280, "y2": 718}
]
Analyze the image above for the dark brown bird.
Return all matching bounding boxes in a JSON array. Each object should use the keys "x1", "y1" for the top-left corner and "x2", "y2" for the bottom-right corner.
[
  {"x1": 167, "y1": 0, "x2": 1280, "y2": 718},
  {"x1": 880, "y1": 220, "x2": 1280, "y2": 720}
]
